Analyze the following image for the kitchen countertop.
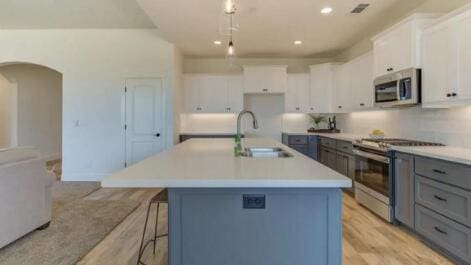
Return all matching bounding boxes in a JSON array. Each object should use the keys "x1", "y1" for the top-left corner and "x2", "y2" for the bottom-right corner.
[
  {"x1": 282, "y1": 131, "x2": 365, "y2": 143},
  {"x1": 101, "y1": 138, "x2": 351, "y2": 188},
  {"x1": 392, "y1": 145, "x2": 471, "y2": 166}
]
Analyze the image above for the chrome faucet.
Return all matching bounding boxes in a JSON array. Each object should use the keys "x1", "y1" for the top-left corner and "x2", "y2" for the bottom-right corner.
[{"x1": 235, "y1": 110, "x2": 259, "y2": 155}]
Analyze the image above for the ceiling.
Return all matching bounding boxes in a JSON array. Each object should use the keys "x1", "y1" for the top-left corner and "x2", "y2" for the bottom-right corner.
[
  {"x1": 0, "y1": 0, "x2": 155, "y2": 29},
  {"x1": 0, "y1": 0, "x2": 431, "y2": 57},
  {"x1": 137, "y1": 0, "x2": 429, "y2": 57}
]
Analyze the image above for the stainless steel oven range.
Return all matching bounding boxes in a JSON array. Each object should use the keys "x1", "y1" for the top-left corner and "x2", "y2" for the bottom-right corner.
[{"x1": 352, "y1": 138, "x2": 444, "y2": 222}]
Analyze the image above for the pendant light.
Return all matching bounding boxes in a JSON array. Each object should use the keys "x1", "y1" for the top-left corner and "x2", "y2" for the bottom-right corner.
[
  {"x1": 227, "y1": 12, "x2": 236, "y2": 57},
  {"x1": 224, "y1": 0, "x2": 236, "y2": 14}
]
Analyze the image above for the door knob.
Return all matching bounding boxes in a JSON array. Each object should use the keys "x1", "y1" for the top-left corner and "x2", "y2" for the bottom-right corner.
[{"x1": 155, "y1": 133, "x2": 161, "y2": 137}]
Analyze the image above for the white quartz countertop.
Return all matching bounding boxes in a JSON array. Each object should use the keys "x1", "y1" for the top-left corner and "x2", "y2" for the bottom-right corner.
[
  {"x1": 101, "y1": 138, "x2": 352, "y2": 188},
  {"x1": 282, "y1": 132, "x2": 365, "y2": 143},
  {"x1": 392, "y1": 146, "x2": 471, "y2": 166}
]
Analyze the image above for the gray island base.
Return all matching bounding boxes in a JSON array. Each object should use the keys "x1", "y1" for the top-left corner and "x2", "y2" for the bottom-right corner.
[
  {"x1": 102, "y1": 138, "x2": 351, "y2": 265},
  {"x1": 168, "y1": 188, "x2": 342, "y2": 265}
]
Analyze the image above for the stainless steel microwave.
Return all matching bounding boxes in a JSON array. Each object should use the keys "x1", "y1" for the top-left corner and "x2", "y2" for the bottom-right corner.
[{"x1": 374, "y1": 68, "x2": 421, "y2": 108}]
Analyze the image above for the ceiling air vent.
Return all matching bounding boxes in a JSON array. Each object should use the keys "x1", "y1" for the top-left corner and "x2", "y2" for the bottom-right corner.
[{"x1": 351, "y1": 3, "x2": 370, "y2": 14}]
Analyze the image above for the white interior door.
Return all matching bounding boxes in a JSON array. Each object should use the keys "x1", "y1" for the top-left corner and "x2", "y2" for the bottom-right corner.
[{"x1": 125, "y1": 78, "x2": 164, "y2": 166}]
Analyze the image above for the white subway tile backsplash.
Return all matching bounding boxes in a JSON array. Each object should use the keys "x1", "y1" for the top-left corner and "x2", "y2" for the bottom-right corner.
[{"x1": 336, "y1": 106, "x2": 471, "y2": 148}]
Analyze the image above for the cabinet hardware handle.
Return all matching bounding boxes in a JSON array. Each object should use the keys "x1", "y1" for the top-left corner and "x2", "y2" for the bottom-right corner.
[
  {"x1": 338, "y1": 106, "x2": 342, "y2": 109},
  {"x1": 360, "y1": 103, "x2": 365, "y2": 106},
  {"x1": 432, "y1": 169, "x2": 446, "y2": 175},
  {"x1": 155, "y1": 133, "x2": 161, "y2": 137},
  {"x1": 452, "y1": 93, "x2": 457, "y2": 97},
  {"x1": 296, "y1": 107, "x2": 300, "y2": 111},
  {"x1": 434, "y1": 195, "x2": 448, "y2": 202},
  {"x1": 262, "y1": 89, "x2": 268, "y2": 92},
  {"x1": 310, "y1": 107, "x2": 314, "y2": 110},
  {"x1": 446, "y1": 93, "x2": 452, "y2": 98},
  {"x1": 434, "y1": 226, "x2": 448, "y2": 235}
]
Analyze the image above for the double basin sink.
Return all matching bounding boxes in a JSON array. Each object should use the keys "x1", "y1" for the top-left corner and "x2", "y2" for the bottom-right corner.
[{"x1": 240, "y1": 147, "x2": 293, "y2": 158}]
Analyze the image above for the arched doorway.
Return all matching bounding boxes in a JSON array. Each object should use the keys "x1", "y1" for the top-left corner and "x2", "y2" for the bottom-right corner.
[{"x1": 0, "y1": 62, "x2": 63, "y2": 179}]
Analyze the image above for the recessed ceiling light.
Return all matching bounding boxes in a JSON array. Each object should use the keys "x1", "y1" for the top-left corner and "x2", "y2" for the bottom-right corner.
[
  {"x1": 321, "y1": 6, "x2": 333, "y2": 14},
  {"x1": 214, "y1": 40, "x2": 222, "y2": 45},
  {"x1": 294, "y1": 40, "x2": 303, "y2": 45}
]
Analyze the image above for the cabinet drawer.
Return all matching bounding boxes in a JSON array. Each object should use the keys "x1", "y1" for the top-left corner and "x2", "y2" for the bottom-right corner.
[
  {"x1": 320, "y1": 137, "x2": 336, "y2": 149},
  {"x1": 288, "y1": 136, "x2": 308, "y2": 145},
  {"x1": 290, "y1": 144, "x2": 308, "y2": 155},
  {"x1": 415, "y1": 156, "x2": 471, "y2": 190},
  {"x1": 416, "y1": 176, "x2": 471, "y2": 226},
  {"x1": 415, "y1": 205, "x2": 471, "y2": 263},
  {"x1": 336, "y1": 140, "x2": 353, "y2": 154}
]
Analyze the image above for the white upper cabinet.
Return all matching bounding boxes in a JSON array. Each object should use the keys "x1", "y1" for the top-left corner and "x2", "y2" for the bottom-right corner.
[
  {"x1": 372, "y1": 14, "x2": 439, "y2": 78},
  {"x1": 285, "y1": 74, "x2": 310, "y2": 113},
  {"x1": 183, "y1": 74, "x2": 244, "y2": 113},
  {"x1": 350, "y1": 52, "x2": 375, "y2": 110},
  {"x1": 332, "y1": 63, "x2": 352, "y2": 113},
  {"x1": 422, "y1": 6, "x2": 471, "y2": 107},
  {"x1": 309, "y1": 63, "x2": 337, "y2": 113},
  {"x1": 244, "y1": 66, "x2": 287, "y2": 94}
]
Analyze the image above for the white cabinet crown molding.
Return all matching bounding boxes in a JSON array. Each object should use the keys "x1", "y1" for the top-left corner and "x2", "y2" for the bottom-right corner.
[{"x1": 371, "y1": 13, "x2": 443, "y2": 42}]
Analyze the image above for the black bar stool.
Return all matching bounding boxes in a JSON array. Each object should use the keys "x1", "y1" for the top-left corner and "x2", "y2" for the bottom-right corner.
[{"x1": 137, "y1": 189, "x2": 168, "y2": 265}]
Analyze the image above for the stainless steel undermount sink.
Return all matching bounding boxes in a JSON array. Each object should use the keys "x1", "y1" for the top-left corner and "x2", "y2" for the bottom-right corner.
[{"x1": 240, "y1": 147, "x2": 293, "y2": 158}]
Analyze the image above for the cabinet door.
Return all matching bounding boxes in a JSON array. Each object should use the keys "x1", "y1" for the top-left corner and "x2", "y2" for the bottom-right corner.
[
  {"x1": 265, "y1": 67, "x2": 288, "y2": 93},
  {"x1": 243, "y1": 67, "x2": 264, "y2": 93},
  {"x1": 456, "y1": 15, "x2": 471, "y2": 101},
  {"x1": 351, "y1": 52, "x2": 374, "y2": 110},
  {"x1": 422, "y1": 24, "x2": 454, "y2": 105},
  {"x1": 388, "y1": 22, "x2": 414, "y2": 73},
  {"x1": 321, "y1": 147, "x2": 337, "y2": 170},
  {"x1": 183, "y1": 75, "x2": 201, "y2": 113},
  {"x1": 244, "y1": 66, "x2": 287, "y2": 94},
  {"x1": 310, "y1": 64, "x2": 334, "y2": 113},
  {"x1": 199, "y1": 75, "x2": 227, "y2": 113},
  {"x1": 394, "y1": 153, "x2": 415, "y2": 228},
  {"x1": 307, "y1": 136, "x2": 319, "y2": 161},
  {"x1": 286, "y1": 74, "x2": 310, "y2": 113},
  {"x1": 374, "y1": 37, "x2": 393, "y2": 77},
  {"x1": 336, "y1": 153, "x2": 349, "y2": 176},
  {"x1": 226, "y1": 75, "x2": 244, "y2": 113},
  {"x1": 332, "y1": 64, "x2": 351, "y2": 113},
  {"x1": 285, "y1": 74, "x2": 299, "y2": 113}
]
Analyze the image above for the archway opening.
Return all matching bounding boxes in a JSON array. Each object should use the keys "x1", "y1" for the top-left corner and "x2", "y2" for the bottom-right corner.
[{"x1": 0, "y1": 62, "x2": 63, "y2": 179}]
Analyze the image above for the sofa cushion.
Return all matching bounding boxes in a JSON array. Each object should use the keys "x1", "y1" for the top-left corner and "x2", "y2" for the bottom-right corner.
[{"x1": 0, "y1": 146, "x2": 40, "y2": 166}]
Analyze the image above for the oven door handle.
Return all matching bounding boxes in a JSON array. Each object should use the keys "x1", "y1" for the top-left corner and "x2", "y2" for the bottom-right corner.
[{"x1": 353, "y1": 149, "x2": 390, "y2": 164}]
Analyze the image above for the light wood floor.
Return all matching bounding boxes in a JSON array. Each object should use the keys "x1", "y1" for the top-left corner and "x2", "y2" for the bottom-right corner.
[{"x1": 78, "y1": 188, "x2": 454, "y2": 265}]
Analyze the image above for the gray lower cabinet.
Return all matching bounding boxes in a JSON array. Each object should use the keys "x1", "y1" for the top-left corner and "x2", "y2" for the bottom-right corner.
[
  {"x1": 336, "y1": 152, "x2": 354, "y2": 181},
  {"x1": 397, "y1": 153, "x2": 471, "y2": 264},
  {"x1": 394, "y1": 153, "x2": 415, "y2": 228},
  {"x1": 320, "y1": 147, "x2": 337, "y2": 170},
  {"x1": 281, "y1": 134, "x2": 319, "y2": 161},
  {"x1": 415, "y1": 205, "x2": 471, "y2": 263}
]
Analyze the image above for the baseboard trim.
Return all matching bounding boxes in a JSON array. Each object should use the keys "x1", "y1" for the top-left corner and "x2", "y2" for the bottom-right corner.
[
  {"x1": 43, "y1": 152, "x2": 61, "y2": 162},
  {"x1": 61, "y1": 172, "x2": 111, "y2": 182}
]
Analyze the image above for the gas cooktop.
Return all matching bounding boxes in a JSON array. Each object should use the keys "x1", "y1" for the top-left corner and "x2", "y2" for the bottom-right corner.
[{"x1": 354, "y1": 138, "x2": 445, "y2": 151}]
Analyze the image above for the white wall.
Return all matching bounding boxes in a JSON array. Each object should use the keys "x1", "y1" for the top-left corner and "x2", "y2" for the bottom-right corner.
[
  {"x1": 0, "y1": 29, "x2": 178, "y2": 181},
  {"x1": 184, "y1": 57, "x2": 336, "y2": 74},
  {"x1": 0, "y1": 64, "x2": 62, "y2": 159},
  {"x1": 0, "y1": 74, "x2": 17, "y2": 148},
  {"x1": 336, "y1": 107, "x2": 471, "y2": 148}
]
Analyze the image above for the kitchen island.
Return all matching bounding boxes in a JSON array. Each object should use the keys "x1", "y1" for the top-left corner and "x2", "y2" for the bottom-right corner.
[{"x1": 102, "y1": 138, "x2": 351, "y2": 265}]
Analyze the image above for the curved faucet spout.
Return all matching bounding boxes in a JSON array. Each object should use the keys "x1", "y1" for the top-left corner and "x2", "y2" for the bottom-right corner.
[{"x1": 237, "y1": 110, "x2": 259, "y2": 137}]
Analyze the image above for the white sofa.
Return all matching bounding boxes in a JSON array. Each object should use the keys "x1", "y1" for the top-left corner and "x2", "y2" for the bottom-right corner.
[{"x1": 0, "y1": 147, "x2": 52, "y2": 249}]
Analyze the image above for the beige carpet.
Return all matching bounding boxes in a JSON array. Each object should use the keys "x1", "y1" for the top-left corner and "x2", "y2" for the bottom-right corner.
[{"x1": 0, "y1": 182, "x2": 140, "y2": 265}]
